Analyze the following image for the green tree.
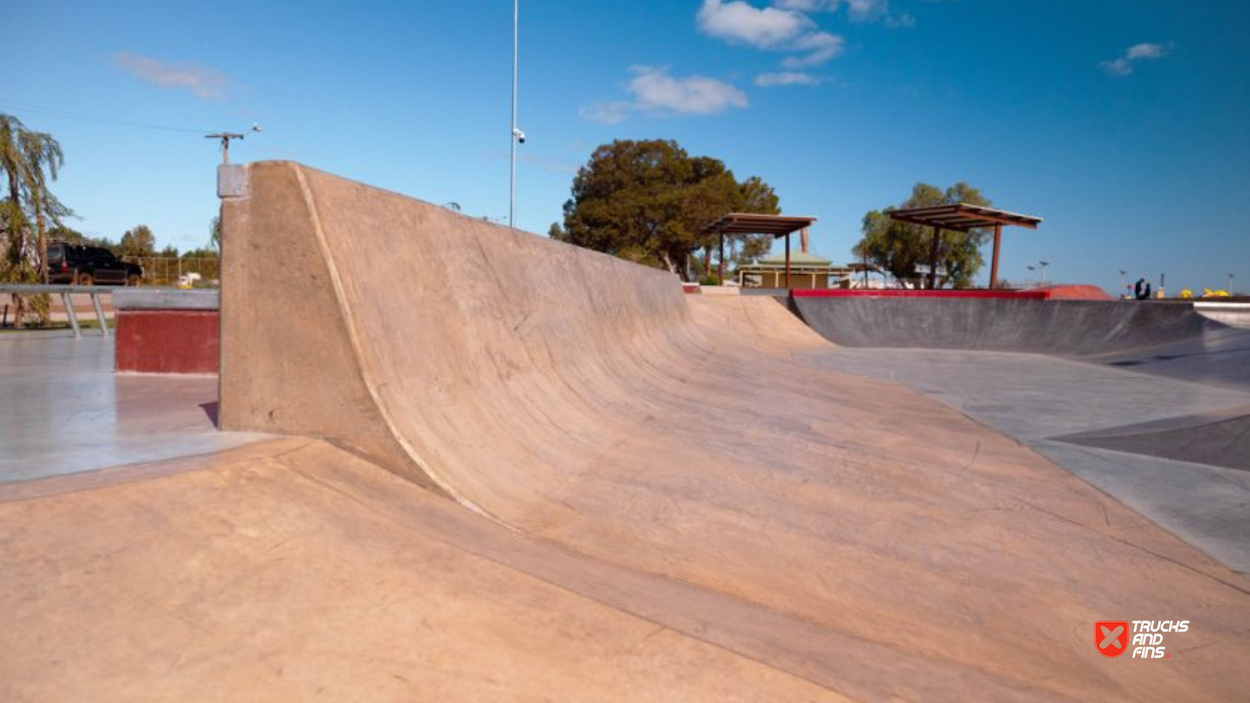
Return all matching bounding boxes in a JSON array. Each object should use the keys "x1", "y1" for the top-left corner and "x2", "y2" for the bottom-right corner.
[
  {"x1": 552, "y1": 139, "x2": 780, "y2": 280},
  {"x1": 47, "y1": 224, "x2": 85, "y2": 243},
  {"x1": 852, "y1": 182, "x2": 992, "y2": 289},
  {"x1": 1, "y1": 114, "x2": 70, "y2": 326},
  {"x1": 1, "y1": 115, "x2": 69, "y2": 278},
  {"x1": 209, "y1": 215, "x2": 221, "y2": 252},
  {"x1": 119, "y1": 224, "x2": 156, "y2": 259}
]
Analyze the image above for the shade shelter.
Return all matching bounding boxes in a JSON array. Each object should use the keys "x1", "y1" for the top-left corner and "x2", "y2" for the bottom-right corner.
[
  {"x1": 887, "y1": 204, "x2": 1041, "y2": 289},
  {"x1": 702, "y1": 214, "x2": 817, "y2": 288}
]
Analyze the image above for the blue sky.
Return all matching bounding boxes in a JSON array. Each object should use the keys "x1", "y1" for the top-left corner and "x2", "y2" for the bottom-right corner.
[{"x1": 5, "y1": 0, "x2": 1248, "y2": 294}]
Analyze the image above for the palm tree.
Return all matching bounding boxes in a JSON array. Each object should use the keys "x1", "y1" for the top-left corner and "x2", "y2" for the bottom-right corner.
[
  {"x1": 1, "y1": 114, "x2": 34, "y2": 327},
  {"x1": 20, "y1": 127, "x2": 66, "y2": 283},
  {"x1": 0, "y1": 114, "x2": 25, "y2": 209},
  {"x1": 0, "y1": 115, "x2": 29, "y2": 267},
  {"x1": 1, "y1": 113, "x2": 70, "y2": 325}
]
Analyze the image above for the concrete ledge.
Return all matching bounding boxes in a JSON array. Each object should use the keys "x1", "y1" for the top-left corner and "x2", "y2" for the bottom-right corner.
[
  {"x1": 113, "y1": 288, "x2": 219, "y2": 311},
  {"x1": 115, "y1": 309, "x2": 220, "y2": 374}
]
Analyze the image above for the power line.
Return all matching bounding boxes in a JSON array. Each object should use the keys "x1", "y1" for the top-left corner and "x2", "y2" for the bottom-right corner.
[{"x1": 0, "y1": 99, "x2": 211, "y2": 134}]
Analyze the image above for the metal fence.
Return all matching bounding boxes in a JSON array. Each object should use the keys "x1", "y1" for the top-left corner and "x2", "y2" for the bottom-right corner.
[
  {"x1": 126, "y1": 257, "x2": 220, "y2": 287},
  {"x1": 0, "y1": 284, "x2": 111, "y2": 337}
]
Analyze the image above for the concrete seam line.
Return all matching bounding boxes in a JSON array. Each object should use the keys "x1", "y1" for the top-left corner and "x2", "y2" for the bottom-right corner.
[{"x1": 290, "y1": 164, "x2": 499, "y2": 524}]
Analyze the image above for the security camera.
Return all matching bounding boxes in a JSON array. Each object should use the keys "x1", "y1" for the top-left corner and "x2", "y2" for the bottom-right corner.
[{"x1": 512, "y1": 127, "x2": 526, "y2": 144}]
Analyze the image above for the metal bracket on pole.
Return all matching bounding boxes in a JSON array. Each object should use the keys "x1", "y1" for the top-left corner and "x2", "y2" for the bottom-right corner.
[
  {"x1": 91, "y1": 292, "x2": 109, "y2": 338},
  {"x1": 61, "y1": 292, "x2": 81, "y2": 339}
]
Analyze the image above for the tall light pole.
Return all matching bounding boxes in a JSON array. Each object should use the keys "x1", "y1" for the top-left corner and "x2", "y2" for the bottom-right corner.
[
  {"x1": 509, "y1": 0, "x2": 520, "y2": 230},
  {"x1": 1118, "y1": 269, "x2": 1126, "y2": 299},
  {"x1": 1038, "y1": 260, "x2": 1050, "y2": 285}
]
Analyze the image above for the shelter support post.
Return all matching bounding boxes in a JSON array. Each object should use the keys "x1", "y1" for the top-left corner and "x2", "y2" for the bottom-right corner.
[
  {"x1": 989, "y1": 224, "x2": 1003, "y2": 289},
  {"x1": 718, "y1": 232, "x2": 725, "y2": 285},
  {"x1": 785, "y1": 233, "x2": 792, "y2": 289},
  {"x1": 928, "y1": 226, "x2": 942, "y2": 290}
]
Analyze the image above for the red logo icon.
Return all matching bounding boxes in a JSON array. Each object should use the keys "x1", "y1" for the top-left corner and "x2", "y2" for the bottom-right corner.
[{"x1": 1096, "y1": 621, "x2": 1129, "y2": 658}]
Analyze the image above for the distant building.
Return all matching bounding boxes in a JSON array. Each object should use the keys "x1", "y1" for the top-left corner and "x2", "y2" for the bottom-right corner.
[{"x1": 738, "y1": 251, "x2": 852, "y2": 289}]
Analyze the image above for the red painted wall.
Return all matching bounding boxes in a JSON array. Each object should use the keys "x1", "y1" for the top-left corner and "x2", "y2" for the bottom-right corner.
[
  {"x1": 115, "y1": 310, "x2": 220, "y2": 374},
  {"x1": 792, "y1": 289, "x2": 1051, "y2": 300}
]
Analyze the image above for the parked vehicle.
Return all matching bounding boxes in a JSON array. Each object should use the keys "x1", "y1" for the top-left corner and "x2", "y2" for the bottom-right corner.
[{"x1": 46, "y1": 241, "x2": 144, "y2": 286}]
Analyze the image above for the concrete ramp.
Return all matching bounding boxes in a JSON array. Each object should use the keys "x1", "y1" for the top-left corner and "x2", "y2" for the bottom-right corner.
[
  {"x1": 1056, "y1": 407, "x2": 1250, "y2": 472},
  {"x1": 791, "y1": 296, "x2": 1230, "y2": 356},
  {"x1": 219, "y1": 163, "x2": 1250, "y2": 701}
]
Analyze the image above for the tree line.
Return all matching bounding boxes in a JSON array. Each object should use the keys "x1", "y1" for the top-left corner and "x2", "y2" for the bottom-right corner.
[
  {"x1": 552, "y1": 138, "x2": 994, "y2": 288},
  {"x1": 6, "y1": 115, "x2": 997, "y2": 299},
  {"x1": 550, "y1": 139, "x2": 780, "y2": 283},
  {"x1": 52, "y1": 222, "x2": 219, "y2": 262}
]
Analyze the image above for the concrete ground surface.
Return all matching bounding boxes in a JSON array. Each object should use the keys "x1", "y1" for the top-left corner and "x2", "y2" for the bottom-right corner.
[
  {"x1": 2, "y1": 162, "x2": 1248, "y2": 701},
  {"x1": 809, "y1": 347, "x2": 1250, "y2": 574},
  {"x1": 0, "y1": 332, "x2": 266, "y2": 483}
]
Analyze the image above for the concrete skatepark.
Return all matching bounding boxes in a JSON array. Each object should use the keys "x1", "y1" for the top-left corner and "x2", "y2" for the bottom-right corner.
[{"x1": 2, "y1": 162, "x2": 1247, "y2": 701}]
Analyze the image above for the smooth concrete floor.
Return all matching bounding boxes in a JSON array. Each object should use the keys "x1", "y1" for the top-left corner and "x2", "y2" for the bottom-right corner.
[
  {"x1": 5, "y1": 324, "x2": 1246, "y2": 576},
  {"x1": 808, "y1": 347, "x2": 1250, "y2": 575},
  {"x1": 1, "y1": 332, "x2": 268, "y2": 483}
]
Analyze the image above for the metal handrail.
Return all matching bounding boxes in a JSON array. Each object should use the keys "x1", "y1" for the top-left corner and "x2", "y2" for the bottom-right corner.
[{"x1": 0, "y1": 284, "x2": 114, "y2": 338}]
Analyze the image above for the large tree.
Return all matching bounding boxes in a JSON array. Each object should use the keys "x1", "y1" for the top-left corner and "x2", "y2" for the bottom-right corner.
[
  {"x1": 852, "y1": 182, "x2": 991, "y2": 289},
  {"x1": 120, "y1": 224, "x2": 157, "y2": 259},
  {"x1": 551, "y1": 139, "x2": 780, "y2": 280}
]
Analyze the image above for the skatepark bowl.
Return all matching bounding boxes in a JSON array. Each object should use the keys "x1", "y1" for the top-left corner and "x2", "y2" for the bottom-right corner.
[{"x1": 2, "y1": 161, "x2": 1247, "y2": 702}]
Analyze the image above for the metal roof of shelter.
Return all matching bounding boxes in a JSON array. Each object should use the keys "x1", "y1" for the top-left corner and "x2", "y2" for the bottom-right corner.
[
  {"x1": 755, "y1": 251, "x2": 832, "y2": 267},
  {"x1": 701, "y1": 213, "x2": 817, "y2": 237},
  {"x1": 887, "y1": 203, "x2": 1042, "y2": 290},
  {"x1": 887, "y1": 204, "x2": 1041, "y2": 232},
  {"x1": 702, "y1": 213, "x2": 818, "y2": 289}
]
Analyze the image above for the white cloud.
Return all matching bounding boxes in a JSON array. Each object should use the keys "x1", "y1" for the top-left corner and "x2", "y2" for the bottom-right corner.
[
  {"x1": 696, "y1": 0, "x2": 812, "y2": 48},
  {"x1": 114, "y1": 52, "x2": 228, "y2": 100},
  {"x1": 581, "y1": 67, "x2": 748, "y2": 124},
  {"x1": 773, "y1": 0, "x2": 841, "y2": 10},
  {"x1": 1100, "y1": 58, "x2": 1133, "y2": 77},
  {"x1": 754, "y1": 71, "x2": 822, "y2": 87},
  {"x1": 773, "y1": 0, "x2": 894, "y2": 23},
  {"x1": 844, "y1": 0, "x2": 888, "y2": 22},
  {"x1": 578, "y1": 101, "x2": 632, "y2": 125},
  {"x1": 781, "y1": 32, "x2": 845, "y2": 67},
  {"x1": 885, "y1": 12, "x2": 916, "y2": 28},
  {"x1": 1100, "y1": 42, "x2": 1172, "y2": 76},
  {"x1": 1126, "y1": 42, "x2": 1169, "y2": 60},
  {"x1": 697, "y1": 0, "x2": 845, "y2": 67},
  {"x1": 628, "y1": 67, "x2": 749, "y2": 115}
]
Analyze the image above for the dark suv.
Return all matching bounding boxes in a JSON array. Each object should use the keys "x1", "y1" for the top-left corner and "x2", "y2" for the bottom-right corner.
[{"x1": 46, "y1": 241, "x2": 144, "y2": 286}]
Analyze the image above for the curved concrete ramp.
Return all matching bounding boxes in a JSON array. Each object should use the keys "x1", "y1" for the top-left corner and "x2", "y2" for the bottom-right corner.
[
  {"x1": 218, "y1": 163, "x2": 1250, "y2": 701},
  {"x1": 685, "y1": 294, "x2": 832, "y2": 358},
  {"x1": 1057, "y1": 407, "x2": 1250, "y2": 472},
  {"x1": 792, "y1": 296, "x2": 1231, "y2": 356}
]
